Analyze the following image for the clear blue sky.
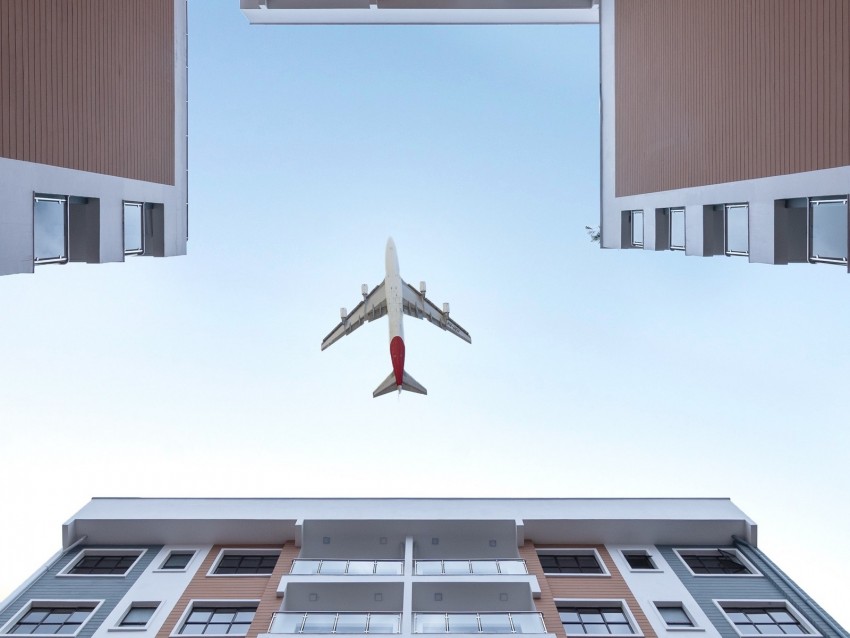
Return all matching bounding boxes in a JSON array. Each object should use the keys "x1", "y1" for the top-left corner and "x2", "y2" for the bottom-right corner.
[{"x1": 1, "y1": 0, "x2": 848, "y2": 628}]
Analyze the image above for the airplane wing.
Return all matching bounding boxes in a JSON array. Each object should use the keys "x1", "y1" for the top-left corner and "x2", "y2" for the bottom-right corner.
[
  {"x1": 401, "y1": 281, "x2": 471, "y2": 344},
  {"x1": 321, "y1": 282, "x2": 388, "y2": 350}
]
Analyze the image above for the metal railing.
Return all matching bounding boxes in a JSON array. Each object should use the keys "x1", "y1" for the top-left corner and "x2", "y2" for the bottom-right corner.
[
  {"x1": 413, "y1": 613, "x2": 546, "y2": 634},
  {"x1": 268, "y1": 612, "x2": 401, "y2": 634},
  {"x1": 290, "y1": 560, "x2": 404, "y2": 576},
  {"x1": 414, "y1": 560, "x2": 527, "y2": 576}
]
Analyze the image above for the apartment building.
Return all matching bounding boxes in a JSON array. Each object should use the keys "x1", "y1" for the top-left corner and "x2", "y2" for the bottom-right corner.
[
  {"x1": 0, "y1": 499, "x2": 846, "y2": 638},
  {"x1": 240, "y1": 0, "x2": 850, "y2": 273},
  {"x1": 0, "y1": 0, "x2": 188, "y2": 277}
]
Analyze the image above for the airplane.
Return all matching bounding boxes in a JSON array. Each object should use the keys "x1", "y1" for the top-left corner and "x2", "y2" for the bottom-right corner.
[{"x1": 321, "y1": 237, "x2": 471, "y2": 398}]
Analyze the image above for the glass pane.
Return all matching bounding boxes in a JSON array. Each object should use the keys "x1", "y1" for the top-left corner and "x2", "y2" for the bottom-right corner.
[
  {"x1": 737, "y1": 625, "x2": 759, "y2": 635},
  {"x1": 496, "y1": 560, "x2": 525, "y2": 575},
  {"x1": 658, "y1": 607, "x2": 690, "y2": 625},
  {"x1": 164, "y1": 553, "x2": 193, "y2": 569},
  {"x1": 512, "y1": 614, "x2": 544, "y2": 634},
  {"x1": 302, "y1": 614, "x2": 336, "y2": 633},
  {"x1": 67, "y1": 612, "x2": 92, "y2": 624},
  {"x1": 563, "y1": 625, "x2": 585, "y2": 635},
  {"x1": 631, "y1": 211, "x2": 643, "y2": 246},
  {"x1": 54, "y1": 626, "x2": 76, "y2": 635},
  {"x1": 670, "y1": 209, "x2": 685, "y2": 249},
  {"x1": 291, "y1": 560, "x2": 321, "y2": 575},
  {"x1": 375, "y1": 561, "x2": 403, "y2": 575},
  {"x1": 811, "y1": 200, "x2": 848, "y2": 261},
  {"x1": 205, "y1": 624, "x2": 231, "y2": 634},
  {"x1": 769, "y1": 612, "x2": 795, "y2": 623},
  {"x1": 11, "y1": 625, "x2": 37, "y2": 634},
  {"x1": 607, "y1": 624, "x2": 632, "y2": 635},
  {"x1": 748, "y1": 614, "x2": 772, "y2": 624},
  {"x1": 347, "y1": 561, "x2": 375, "y2": 575},
  {"x1": 124, "y1": 202, "x2": 144, "y2": 254},
  {"x1": 212, "y1": 613, "x2": 235, "y2": 623},
  {"x1": 584, "y1": 625, "x2": 608, "y2": 634},
  {"x1": 123, "y1": 608, "x2": 155, "y2": 625},
  {"x1": 34, "y1": 198, "x2": 67, "y2": 261},
  {"x1": 578, "y1": 612, "x2": 603, "y2": 623},
  {"x1": 442, "y1": 561, "x2": 470, "y2": 575},
  {"x1": 234, "y1": 612, "x2": 255, "y2": 624},
  {"x1": 270, "y1": 614, "x2": 304, "y2": 633},
  {"x1": 559, "y1": 612, "x2": 580, "y2": 623},
  {"x1": 478, "y1": 615, "x2": 512, "y2": 634},
  {"x1": 781, "y1": 625, "x2": 805, "y2": 634},
  {"x1": 726, "y1": 205, "x2": 749, "y2": 254},
  {"x1": 416, "y1": 561, "x2": 443, "y2": 575},
  {"x1": 470, "y1": 560, "x2": 499, "y2": 575},
  {"x1": 335, "y1": 614, "x2": 368, "y2": 633},
  {"x1": 189, "y1": 612, "x2": 213, "y2": 623},
  {"x1": 368, "y1": 615, "x2": 400, "y2": 634},
  {"x1": 228, "y1": 625, "x2": 250, "y2": 635},
  {"x1": 44, "y1": 614, "x2": 71, "y2": 624},
  {"x1": 447, "y1": 615, "x2": 478, "y2": 634},
  {"x1": 22, "y1": 612, "x2": 49, "y2": 624},
  {"x1": 319, "y1": 561, "x2": 347, "y2": 575},
  {"x1": 602, "y1": 612, "x2": 626, "y2": 624},
  {"x1": 415, "y1": 615, "x2": 446, "y2": 633}
]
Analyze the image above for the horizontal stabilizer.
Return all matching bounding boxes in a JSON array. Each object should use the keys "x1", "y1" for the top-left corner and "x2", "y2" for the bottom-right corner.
[{"x1": 372, "y1": 371, "x2": 428, "y2": 398}]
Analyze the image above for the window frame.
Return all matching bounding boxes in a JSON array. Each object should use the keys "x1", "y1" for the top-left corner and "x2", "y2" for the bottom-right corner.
[
  {"x1": 673, "y1": 548, "x2": 761, "y2": 578},
  {"x1": 155, "y1": 550, "x2": 198, "y2": 573},
  {"x1": 33, "y1": 195, "x2": 70, "y2": 265},
  {"x1": 169, "y1": 600, "x2": 259, "y2": 638},
  {"x1": 620, "y1": 549, "x2": 661, "y2": 573},
  {"x1": 555, "y1": 599, "x2": 643, "y2": 638},
  {"x1": 122, "y1": 200, "x2": 146, "y2": 257},
  {"x1": 724, "y1": 203, "x2": 750, "y2": 257},
  {"x1": 57, "y1": 548, "x2": 147, "y2": 578},
  {"x1": 713, "y1": 600, "x2": 821, "y2": 638},
  {"x1": 112, "y1": 602, "x2": 161, "y2": 632},
  {"x1": 537, "y1": 548, "x2": 610, "y2": 577},
  {"x1": 207, "y1": 548, "x2": 281, "y2": 577},
  {"x1": 652, "y1": 602, "x2": 700, "y2": 632},
  {"x1": 669, "y1": 207, "x2": 686, "y2": 251},
  {"x1": 807, "y1": 196, "x2": 849, "y2": 265},
  {"x1": 0, "y1": 599, "x2": 104, "y2": 637}
]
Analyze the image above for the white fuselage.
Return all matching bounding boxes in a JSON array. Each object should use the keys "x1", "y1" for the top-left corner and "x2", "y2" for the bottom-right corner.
[{"x1": 385, "y1": 238, "x2": 404, "y2": 342}]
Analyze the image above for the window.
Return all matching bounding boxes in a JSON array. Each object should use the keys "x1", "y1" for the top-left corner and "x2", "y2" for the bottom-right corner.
[
  {"x1": 631, "y1": 211, "x2": 644, "y2": 248},
  {"x1": 676, "y1": 549, "x2": 756, "y2": 576},
  {"x1": 62, "y1": 550, "x2": 144, "y2": 576},
  {"x1": 670, "y1": 208, "x2": 685, "y2": 250},
  {"x1": 809, "y1": 197, "x2": 848, "y2": 264},
  {"x1": 123, "y1": 202, "x2": 144, "y2": 256},
  {"x1": 161, "y1": 551, "x2": 195, "y2": 570},
  {"x1": 178, "y1": 606, "x2": 256, "y2": 636},
  {"x1": 622, "y1": 551, "x2": 655, "y2": 571},
  {"x1": 725, "y1": 204, "x2": 749, "y2": 256},
  {"x1": 719, "y1": 603, "x2": 815, "y2": 636},
  {"x1": 6, "y1": 604, "x2": 96, "y2": 635},
  {"x1": 558, "y1": 605, "x2": 637, "y2": 636},
  {"x1": 119, "y1": 604, "x2": 159, "y2": 628},
  {"x1": 538, "y1": 550, "x2": 606, "y2": 575},
  {"x1": 34, "y1": 196, "x2": 68, "y2": 264},
  {"x1": 211, "y1": 551, "x2": 279, "y2": 575},
  {"x1": 655, "y1": 604, "x2": 693, "y2": 628}
]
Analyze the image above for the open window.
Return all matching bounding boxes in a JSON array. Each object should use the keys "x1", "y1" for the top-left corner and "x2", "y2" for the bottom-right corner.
[
  {"x1": 33, "y1": 196, "x2": 68, "y2": 265},
  {"x1": 808, "y1": 197, "x2": 848, "y2": 265}
]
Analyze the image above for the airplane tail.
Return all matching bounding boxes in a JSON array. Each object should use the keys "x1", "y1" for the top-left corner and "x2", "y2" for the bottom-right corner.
[{"x1": 373, "y1": 371, "x2": 428, "y2": 398}]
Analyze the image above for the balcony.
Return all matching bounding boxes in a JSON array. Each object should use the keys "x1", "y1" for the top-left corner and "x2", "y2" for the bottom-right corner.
[
  {"x1": 269, "y1": 612, "x2": 402, "y2": 634},
  {"x1": 413, "y1": 613, "x2": 546, "y2": 634},
  {"x1": 292, "y1": 560, "x2": 405, "y2": 576},
  {"x1": 414, "y1": 561, "x2": 526, "y2": 576}
]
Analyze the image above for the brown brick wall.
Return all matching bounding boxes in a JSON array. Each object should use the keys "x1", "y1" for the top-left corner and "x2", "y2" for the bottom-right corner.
[
  {"x1": 0, "y1": 0, "x2": 176, "y2": 185},
  {"x1": 615, "y1": 0, "x2": 850, "y2": 196},
  {"x1": 527, "y1": 544, "x2": 656, "y2": 638},
  {"x1": 157, "y1": 544, "x2": 299, "y2": 638}
]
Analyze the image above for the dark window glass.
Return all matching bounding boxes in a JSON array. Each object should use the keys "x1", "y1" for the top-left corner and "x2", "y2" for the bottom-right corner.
[
  {"x1": 163, "y1": 552, "x2": 194, "y2": 570},
  {"x1": 12, "y1": 607, "x2": 95, "y2": 635},
  {"x1": 723, "y1": 607, "x2": 809, "y2": 635},
  {"x1": 180, "y1": 607, "x2": 256, "y2": 636},
  {"x1": 69, "y1": 554, "x2": 139, "y2": 575},
  {"x1": 120, "y1": 606, "x2": 158, "y2": 627},
  {"x1": 657, "y1": 606, "x2": 692, "y2": 627},
  {"x1": 623, "y1": 553, "x2": 655, "y2": 570},
  {"x1": 214, "y1": 554, "x2": 278, "y2": 575},
  {"x1": 681, "y1": 551, "x2": 751, "y2": 575},
  {"x1": 558, "y1": 606, "x2": 635, "y2": 635},
  {"x1": 538, "y1": 554, "x2": 603, "y2": 574}
]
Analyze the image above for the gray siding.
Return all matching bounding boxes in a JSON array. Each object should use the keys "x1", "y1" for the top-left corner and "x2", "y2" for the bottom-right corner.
[
  {"x1": 0, "y1": 545, "x2": 162, "y2": 636},
  {"x1": 658, "y1": 546, "x2": 846, "y2": 638}
]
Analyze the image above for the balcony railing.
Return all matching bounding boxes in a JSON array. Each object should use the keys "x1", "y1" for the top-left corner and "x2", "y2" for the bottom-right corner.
[
  {"x1": 413, "y1": 613, "x2": 546, "y2": 634},
  {"x1": 290, "y1": 560, "x2": 404, "y2": 576},
  {"x1": 269, "y1": 612, "x2": 402, "y2": 634},
  {"x1": 414, "y1": 560, "x2": 527, "y2": 576}
]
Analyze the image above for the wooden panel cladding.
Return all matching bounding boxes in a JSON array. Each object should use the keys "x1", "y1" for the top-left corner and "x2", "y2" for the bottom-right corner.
[
  {"x1": 614, "y1": 0, "x2": 850, "y2": 197},
  {"x1": 0, "y1": 0, "x2": 175, "y2": 185},
  {"x1": 523, "y1": 544, "x2": 656, "y2": 638},
  {"x1": 157, "y1": 544, "x2": 299, "y2": 638}
]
